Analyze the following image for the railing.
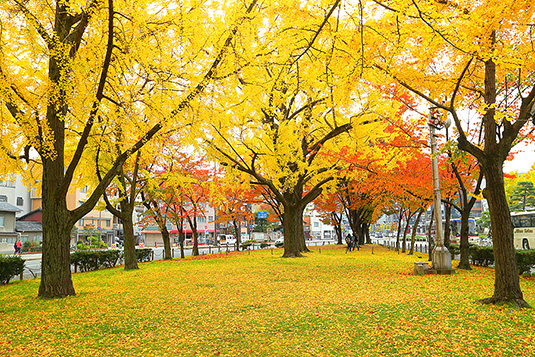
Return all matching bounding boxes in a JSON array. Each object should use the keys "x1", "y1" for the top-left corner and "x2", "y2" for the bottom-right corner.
[{"x1": 12, "y1": 240, "x2": 338, "y2": 281}]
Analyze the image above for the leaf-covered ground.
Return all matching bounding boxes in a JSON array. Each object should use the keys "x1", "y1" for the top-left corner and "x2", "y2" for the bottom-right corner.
[{"x1": 1, "y1": 245, "x2": 535, "y2": 356}]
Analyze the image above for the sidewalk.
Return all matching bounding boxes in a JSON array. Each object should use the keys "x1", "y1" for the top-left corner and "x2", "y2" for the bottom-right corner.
[{"x1": 0, "y1": 251, "x2": 42, "y2": 260}]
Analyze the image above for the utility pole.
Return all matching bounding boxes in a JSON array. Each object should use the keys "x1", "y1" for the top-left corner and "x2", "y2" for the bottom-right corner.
[{"x1": 428, "y1": 108, "x2": 455, "y2": 274}]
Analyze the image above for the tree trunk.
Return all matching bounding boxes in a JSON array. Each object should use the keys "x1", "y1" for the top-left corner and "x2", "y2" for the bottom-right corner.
[
  {"x1": 39, "y1": 195, "x2": 76, "y2": 298},
  {"x1": 298, "y1": 209, "x2": 310, "y2": 253},
  {"x1": 402, "y1": 214, "x2": 412, "y2": 253},
  {"x1": 233, "y1": 220, "x2": 241, "y2": 251},
  {"x1": 457, "y1": 208, "x2": 472, "y2": 270},
  {"x1": 179, "y1": 230, "x2": 185, "y2": 259},
  {"x1": 282, "y1": 204, "x2": 303, "y2": 257},
  {"x1": 409, "y1": 208, "x2": 423, "y2": 255},
  {"x1": 365, "y1": 224, "x2": 371, "y2": 244},
  {"x1": 122, "y1": 217, "x2": 139, "y2": 270},
  {"x1": 479, "y1": 162, "x2": 528, "y2": 307},
  {"x1": 444, "y1": 203, "x2": 452, "y2": 247},
  {"x1": 162, "y1": 228, "x2": 172, "y2": 260}
]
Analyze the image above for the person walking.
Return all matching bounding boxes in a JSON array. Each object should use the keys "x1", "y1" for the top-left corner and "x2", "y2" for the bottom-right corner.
[
  {"x1": 353, "y1": 234, "x2": 360, "y2": 251},
  {"x1": 15, "y1": 239, "x2": 22, "y2": 254},
  {"x1": 345, "y1": 234, "x2": 352, "y2": 253}
]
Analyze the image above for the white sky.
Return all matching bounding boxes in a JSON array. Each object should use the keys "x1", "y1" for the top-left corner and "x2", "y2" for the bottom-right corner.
[{"x1": 504, "y1": 142, "x2": 535, "y2": 173}]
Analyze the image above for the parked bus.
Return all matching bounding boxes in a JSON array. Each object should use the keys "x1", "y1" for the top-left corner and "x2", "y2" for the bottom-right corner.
[
  {"x1": 445, "y1": 218, "x2": 479, "y2": 245},
  {"x1": 512, "y1": 211, "x2": 535, "y2": 250}
]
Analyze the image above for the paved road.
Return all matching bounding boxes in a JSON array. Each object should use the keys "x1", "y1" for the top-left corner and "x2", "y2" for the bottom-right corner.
[{"x1": 6, "y1": 240, "x2": 338, "y2": 281}]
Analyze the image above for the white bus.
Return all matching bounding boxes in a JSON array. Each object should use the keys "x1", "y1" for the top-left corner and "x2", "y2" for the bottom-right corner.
[{"x1": 512, "y1": 212, "x2": 535, "y2": 250}]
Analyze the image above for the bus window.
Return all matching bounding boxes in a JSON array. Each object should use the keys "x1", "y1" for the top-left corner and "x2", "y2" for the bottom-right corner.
[{"x1": 512, "y1": 212, "x2": 535, "y2": 249}]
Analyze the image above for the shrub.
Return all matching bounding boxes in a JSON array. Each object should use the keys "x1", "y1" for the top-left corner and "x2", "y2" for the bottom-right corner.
[
  {"x1": 0, "y1": 255, "x2": 25, "y2": 284},
  {"x1": 71, "y1": 250, "x2": 123, "y2": 272},
  {"x1": 136, "y1": 248, "x2": 153, "y2": 262},
  {"x1": 448, "y1": 244, "x2": 460, "y2": 259},
  {"x1": 241, "y1": 241, "x2": 253, "y2": 250},
  {"x1": 515, "y1": 250, "x2": 535, "y2": 275},
  {"x1": 469, "y1": 246, "x2": 494, "y2": 267},
  {"x1": 260, "y1": 243, "x2": 269, "y2": 249},
  {"x1": 275, "y1": 242, "x2": 283, "y2": 248}
]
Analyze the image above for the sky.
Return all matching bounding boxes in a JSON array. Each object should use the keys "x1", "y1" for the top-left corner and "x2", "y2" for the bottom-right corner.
[{"x1": 504, "y1": 142, "x2": 535, "y2": 173}]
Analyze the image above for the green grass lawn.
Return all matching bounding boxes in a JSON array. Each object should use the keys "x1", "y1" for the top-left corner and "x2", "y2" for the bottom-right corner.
[{"x1": 2, "y1": 245, "x2": 535, "y2": 356}]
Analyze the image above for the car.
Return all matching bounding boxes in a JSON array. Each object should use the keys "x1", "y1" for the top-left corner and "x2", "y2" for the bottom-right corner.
[
  {"x1": 218, "y1": 234, "x2": 237, "y2": 245},
  {"x1": 275, "y1": 237, "x2": 284, "y2": 244}
]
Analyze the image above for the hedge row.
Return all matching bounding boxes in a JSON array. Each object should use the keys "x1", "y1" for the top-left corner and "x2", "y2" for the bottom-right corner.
[
  {"x1": 448, "y1": 245, "x2": 535, "y2": 275},
  {"x1": 71, "y1": 248, "x2": 153, "y2": 272},
  {"x1": 0, "y1": 255, "x2": 25, "y2": 284}
]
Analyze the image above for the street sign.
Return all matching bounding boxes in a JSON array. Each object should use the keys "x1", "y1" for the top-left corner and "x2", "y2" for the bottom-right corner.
[{"x1": 257, "y1": 211, "x2": 267, "y2": 219}]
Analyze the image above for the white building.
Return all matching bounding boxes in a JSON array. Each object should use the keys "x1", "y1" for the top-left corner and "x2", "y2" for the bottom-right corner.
[
  {"x1": 306, "y1": 204, "x2": 335, "y2": 240},
  {"x1": 0, "y1": 177, "x2": 32, "y2": 218}
]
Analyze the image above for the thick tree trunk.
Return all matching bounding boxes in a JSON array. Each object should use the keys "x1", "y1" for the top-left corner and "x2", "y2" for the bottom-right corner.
[
  {"x1": 479, "y1": 162, "x2": 528, "y2": 307},
  {"x1": 122, "y1": 217, "x2": 139, "y2": 270},
  {"x1": 39, "y1": 197, "x2": 76, "y2": 298},
  {"x1": 365, "y1": 224, "x2": 371, "y2": 244},
  {"x1": 162, "y1": 228, "x2": 172, "y2": 260},
  {"x1": 39, "y1": 71, "x2": 75, "y2": 297},
  {"x1": 457, "y1": 208, "x2": 472, "y2": 270},
  {"x1": 282, "y1": 204, "x2": 303, "y2": 257}
]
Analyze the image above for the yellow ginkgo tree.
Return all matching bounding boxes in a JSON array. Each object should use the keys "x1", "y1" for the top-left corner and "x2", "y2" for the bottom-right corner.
[
  {"x1": 365, "y1": 0, "x2": 535, "y2": 307},
  {"x1": 0, "y1": 0, "x2": 259, "y2": 298},
  {"x1": 200, "y1": 0, "x2": 396, "y2": 258}
]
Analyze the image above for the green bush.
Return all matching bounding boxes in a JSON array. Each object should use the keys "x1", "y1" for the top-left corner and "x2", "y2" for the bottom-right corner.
[
  {"x1": 241, "y1": 241, "x2": 253, "y2": 249},
  {"x1": 260, "y1": 243, "x2": 269, "y2": 249},
  {"x1": 135, "y1": 248, "x2": 153, "y2": 262},
  {"x1": 515, "y1": 250, "x2": 535, "y2": 275},
  {"x1": 275, "y1": 242, "x2": 283, "y2": 248},
  {"x1": 469, "y1": 246, "x2": 494, "y2": 267},
  {"x1": 71, "y1": 250, "x2": 123, "y2": 272},
  {"x1": 0, "y1": 255, "x2": 25, "y2": 284},
  {"x1": 448, "y1": 244, "x2": 460, "y2": 259}
]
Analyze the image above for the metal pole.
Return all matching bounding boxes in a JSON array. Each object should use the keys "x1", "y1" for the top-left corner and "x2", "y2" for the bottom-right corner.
[
  {"x1": 429, "y1": 124, "x2": 445, "y2": 248},
  {"x1": 428, "y1": 112, "x2": 454, "y2": 273}
]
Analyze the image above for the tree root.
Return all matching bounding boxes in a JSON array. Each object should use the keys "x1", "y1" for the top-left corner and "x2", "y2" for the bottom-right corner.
[{"x1": 477, "y1": 296, "x2": 531, "y2": 309}]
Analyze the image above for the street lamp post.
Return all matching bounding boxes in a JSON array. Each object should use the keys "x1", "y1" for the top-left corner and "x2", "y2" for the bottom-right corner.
[{"x1": 428, "y1": 108, "x2": 455, "y2": 274}]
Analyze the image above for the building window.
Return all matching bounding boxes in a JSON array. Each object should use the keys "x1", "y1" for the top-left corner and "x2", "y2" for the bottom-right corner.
[
  {"x1": 0, "y1": 195, "x2": 7, "y2": 202},
  {"x1": 106, "y1": 220, "x2": 110, "y2": 227},
  {"x1": 197, "y1": 216, "x2": 206, "y2": 223},
  {"x1": 0, "y1": 216, "x2": 4, "y2": 227},
  {"x1": 208, "y1": 216, "x2": 213, "y2": 222},
  {"x1": 17, "y1": 197, "x2": 24, "y2": 206},
  {"x1": 79, "y1": 219, "x2": 84, "y2": 226},
  {"x1": 314, "y1": 222, "x2": 319, "y2": 228}
]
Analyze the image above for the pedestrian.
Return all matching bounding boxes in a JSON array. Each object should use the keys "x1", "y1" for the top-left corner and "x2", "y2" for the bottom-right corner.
[
  {"x1": 13, "y1": 241, "x2": 17, "y2": 254},
  {"x1": 15, "y1": 239, "x2": 22, "y2": 254},
  {"x1": 353, "y1": 234, "x2": 359, "y2": 251},
  {"x1": 345, "y1": 234, "x2": 352, "y2": 253}
]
